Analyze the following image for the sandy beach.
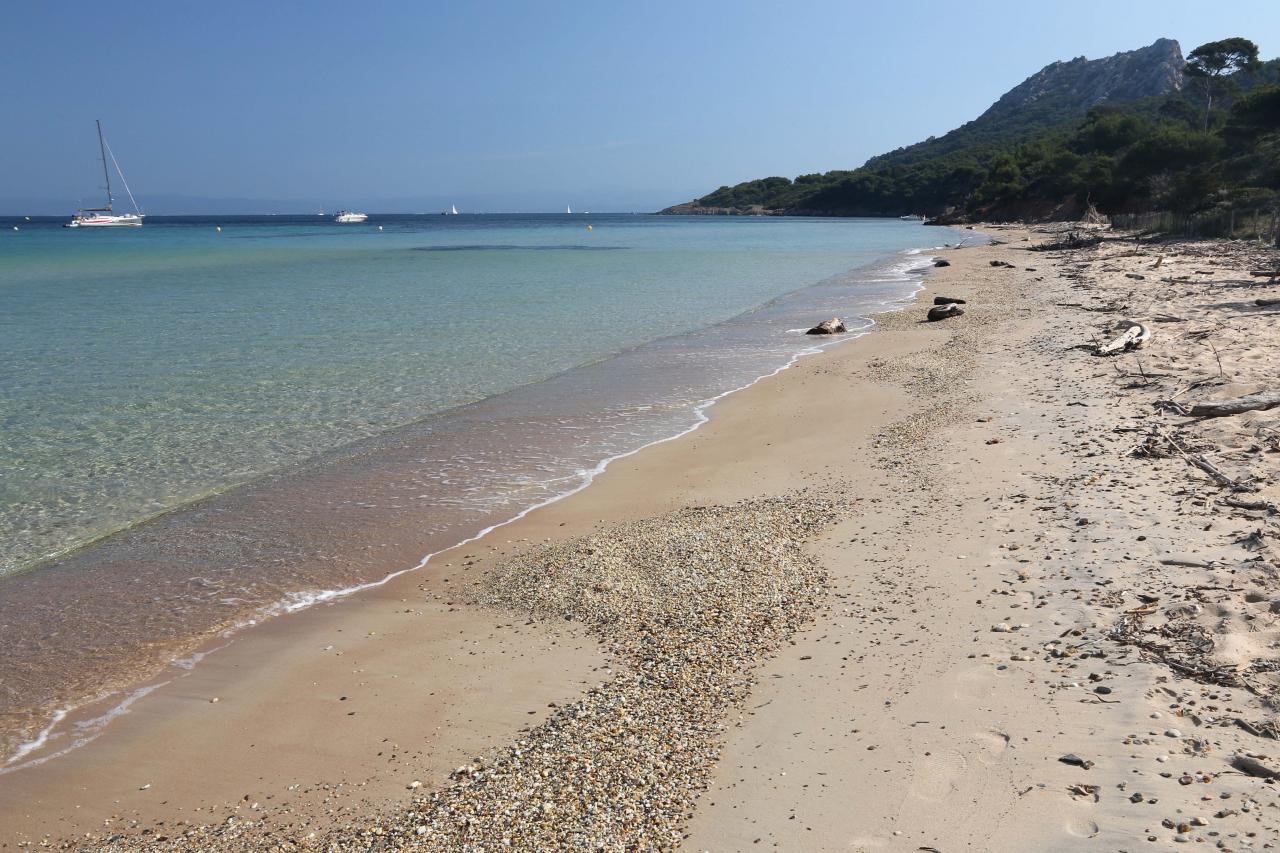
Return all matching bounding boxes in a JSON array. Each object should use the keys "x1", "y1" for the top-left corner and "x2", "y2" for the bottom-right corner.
[{"x1": 7, "y1": 227, "x2": 1280, "y2": 851}]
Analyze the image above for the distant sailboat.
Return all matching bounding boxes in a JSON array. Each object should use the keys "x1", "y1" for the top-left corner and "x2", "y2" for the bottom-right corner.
[
  {"x1": 451, "y1": 204, "x2": 459, "y2": 215},
  {"x1": 66, "y1": 121, "x2": 144, "y2": 228},
  {"x1": 566, "y1": 205, "x2": 572, "y2": 214}
]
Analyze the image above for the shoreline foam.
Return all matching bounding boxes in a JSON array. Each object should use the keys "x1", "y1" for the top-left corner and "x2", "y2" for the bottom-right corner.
[
  {"x1": 16, "y1": 226, "x2": 1280, "y2": 850},
  {"x1": 1, "y1": 241, "x2": 952, "y2": 775}
]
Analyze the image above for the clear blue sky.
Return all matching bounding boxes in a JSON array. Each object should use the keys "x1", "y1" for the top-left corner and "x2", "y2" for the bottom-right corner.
[{"x1": 3, "y1": 0, "x2": 1277, "y2": 213}]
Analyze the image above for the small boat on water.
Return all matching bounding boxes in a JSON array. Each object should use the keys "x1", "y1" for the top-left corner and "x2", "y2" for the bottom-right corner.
[
  {"x1": 66, "y1": 121, "x2": 144, "y2": 228},
  {"x1": 334, "y1": 211, "x2": 368, "y2": 223},
  {"x1": 566, "y1": 205, "x2": 572, "y2": 214}
]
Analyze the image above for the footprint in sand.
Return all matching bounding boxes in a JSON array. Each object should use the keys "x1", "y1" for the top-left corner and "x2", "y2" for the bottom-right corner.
[
  {"x1": 1065, "y1": 817, "x2": 1100, "y2": 838},
  {"x1": 952, "y1": 664, "x2": 1007, "y2": 702},
  {"x1": 1057, "y1": 605, "x2": 1092, "y2": 628},
  {"x1": 972, "y1": 729, "x2": 1010, "y2": 764},
  {"x1": 907, "y1": 747, "x2": 968, "y2": 802}
]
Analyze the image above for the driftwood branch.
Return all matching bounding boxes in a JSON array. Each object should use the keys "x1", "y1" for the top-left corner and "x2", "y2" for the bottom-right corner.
[
  {"x1": 1095, "y1": 321, "x2": 1152, "y2": 356},
  {"x1": 1188, "y1": 390, "x2": 1280, "y2": 419},
  {"x1": 1222, "y1": 496, "x2": 1279, "y2": 514},
  {"x1": 1155, "y1": 428, "x2": 1256, "y2": 492}
]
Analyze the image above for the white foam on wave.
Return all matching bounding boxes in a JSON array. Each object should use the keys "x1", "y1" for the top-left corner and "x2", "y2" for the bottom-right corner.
[
  {"x1": 1, "y1": 681, "x2": 169, "y2": 775},
  {"x1": 2, "y1": 240, "x2": 950, "y2": 772},
  {"x1": 234, "y1": 246, "x2": 941, "y2": 621},
  {"x1": 4, "y1": 708, "x2": 66, "y2": 768}
]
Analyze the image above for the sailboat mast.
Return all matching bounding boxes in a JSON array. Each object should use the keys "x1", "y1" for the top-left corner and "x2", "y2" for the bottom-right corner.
[{"x1": 96, "y1": 120, "x2": 114, "y2": 211}]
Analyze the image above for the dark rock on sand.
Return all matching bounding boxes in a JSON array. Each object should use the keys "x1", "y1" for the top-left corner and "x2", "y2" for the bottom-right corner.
[
  {"x1": 933, "y1": 296, "x2": 966, "y2": 306},
  {"x1": 806, "y1": 318, "x2": 847, "y2": 335},
  {"x1": 1059, "y1": 753, "x2": 1095, "y2": 770},
  {"x1": 927, "y1": 304, "x2": 964, "y2": 322},
  {"x1": 933, "y1": 259, "x2": 951, "y2": 267}
]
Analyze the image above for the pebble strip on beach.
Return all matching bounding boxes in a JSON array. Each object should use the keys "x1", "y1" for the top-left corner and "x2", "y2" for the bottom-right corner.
[{"x1": 80, "y1": 496, "x2": 840, "y2": 852}]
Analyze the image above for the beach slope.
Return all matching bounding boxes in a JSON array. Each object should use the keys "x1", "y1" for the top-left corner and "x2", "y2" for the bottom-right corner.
[{"x1": 9, "y1": 229, "x2": 1280, "y2": 851}]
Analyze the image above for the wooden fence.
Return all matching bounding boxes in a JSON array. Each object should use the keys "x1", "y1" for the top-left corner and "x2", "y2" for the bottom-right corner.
[{"x1": 1110, "y1": 207, "x2": 1280, "y2": 244}]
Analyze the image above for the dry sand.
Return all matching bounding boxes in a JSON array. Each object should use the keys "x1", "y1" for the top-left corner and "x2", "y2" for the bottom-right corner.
[{"x1": 4, "y1": 227, "x2": 1280, "y2": 851}]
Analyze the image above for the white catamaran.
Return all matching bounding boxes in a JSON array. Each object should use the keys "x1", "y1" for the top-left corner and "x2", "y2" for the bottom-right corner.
[{"x1": 67, "y1": 121, "x2": 144, "y2": 228}]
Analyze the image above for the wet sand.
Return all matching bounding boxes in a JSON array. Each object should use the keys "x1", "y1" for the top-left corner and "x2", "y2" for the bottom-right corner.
[{"x1": 8, "y1": 228, "x2": 1280, "y2": 850}]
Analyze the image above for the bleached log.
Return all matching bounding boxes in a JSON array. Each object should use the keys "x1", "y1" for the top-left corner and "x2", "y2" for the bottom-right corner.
[
  {"x1": 1095, "y1": 321, "x2": 1151, "y2": 356},
  {"x1": 1188, "y1": 390, "x2": 1280, "y2": 419}
]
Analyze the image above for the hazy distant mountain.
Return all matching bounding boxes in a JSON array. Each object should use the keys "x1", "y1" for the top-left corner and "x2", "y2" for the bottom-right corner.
[
  {"x1": 662, "y1": 39, "x2": 1188, "y2": 216},
  {"x1": 865, "y1": 38, "x2": 1186, "y2": 170}
]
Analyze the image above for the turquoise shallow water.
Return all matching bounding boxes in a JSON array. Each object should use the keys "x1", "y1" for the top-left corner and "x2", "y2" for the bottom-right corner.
[
  {"x1": 0, "y1": 213, "x2": 958, "y2": 765},
  {"x1": 1, "y1": 214, "x2": 939, "y2": 578}
]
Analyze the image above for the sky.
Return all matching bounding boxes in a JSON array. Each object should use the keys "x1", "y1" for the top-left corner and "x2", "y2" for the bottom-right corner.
[{"x1": 3, "y1": 0, "x2": 1278, "y2": 214}]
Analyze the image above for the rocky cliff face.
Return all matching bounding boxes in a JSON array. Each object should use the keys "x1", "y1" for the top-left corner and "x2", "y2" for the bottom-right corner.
[
  {"x1": 862, "y1": 38, "x2": 1188, "y2": 171},
  {"x1": 662, "y1": 38, "x2": 1192, "y2": 215},
  {"x1": 981, "y1": 38, "x2": 1185, "y2": 120}
]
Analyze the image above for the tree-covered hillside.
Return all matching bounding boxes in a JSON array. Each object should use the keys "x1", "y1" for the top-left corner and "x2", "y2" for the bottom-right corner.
[{"x1": 663, "y1": 38, "x2": 1280, "y2": 223}]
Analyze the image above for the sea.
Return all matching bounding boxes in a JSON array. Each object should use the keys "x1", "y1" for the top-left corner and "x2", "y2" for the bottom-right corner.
[{"x1": 0, "y1": 212, "x2": 959, "y2": 769}]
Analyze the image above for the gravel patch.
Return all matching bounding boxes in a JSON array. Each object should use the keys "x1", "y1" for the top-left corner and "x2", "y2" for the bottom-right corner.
[{"x1": 76, "y1": 496, "x2": 840, "y2": 852}]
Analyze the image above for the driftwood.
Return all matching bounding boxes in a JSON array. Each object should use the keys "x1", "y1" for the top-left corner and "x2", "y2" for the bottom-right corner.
[
  {"x1": 1236, "y1": 718, "x2": 1280, "y2": 739},
  {"x1": 1095, "y1": 321, "x2": 1152, "y2": 356},
  {"x1": 1223, "y1": 496, "x2": 1279, "y2": 514},
  {"x1": 1255, "y1": 298, "x2": 1280, "y2": 307},
  {"x1": 1231, "y1": 754, "x2": 1280, "y2": 778},
  {"x1": 926, "y1": 304, "x2": 964, "y2": 322},
  {"x1": 1031, "y1": 232, "x2": 1103, "y2": 252},
  {"x1": 1155, "y1": 427, "x2": 1256, "y2": 492},
  {"x1": 933, "y1": 296, "x2": 966, "y2": 305},
  {"x1": 1251, "y1": 270, "x2": 1280, "y2": 282},
  {"x1": 1188, "y1": 390, "x2": 1280, "y2": 419},
  {"x1": 805, "y1": 317, "x2": 846, "y2": 335}
]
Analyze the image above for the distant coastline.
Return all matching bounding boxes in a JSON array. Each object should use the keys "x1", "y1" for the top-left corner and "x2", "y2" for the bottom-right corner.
[{"x1": 660, "y1": 37, "x2": 1279, "y2": 232}]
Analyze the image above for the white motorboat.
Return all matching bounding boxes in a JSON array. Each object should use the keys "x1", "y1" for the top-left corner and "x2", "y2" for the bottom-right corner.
[
  {"x1": 334, "y1": 211, "x2": 368, "y2": 223},
  {"x1": 66, "y1": 121, "x2": 144, "y2": 228}
]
